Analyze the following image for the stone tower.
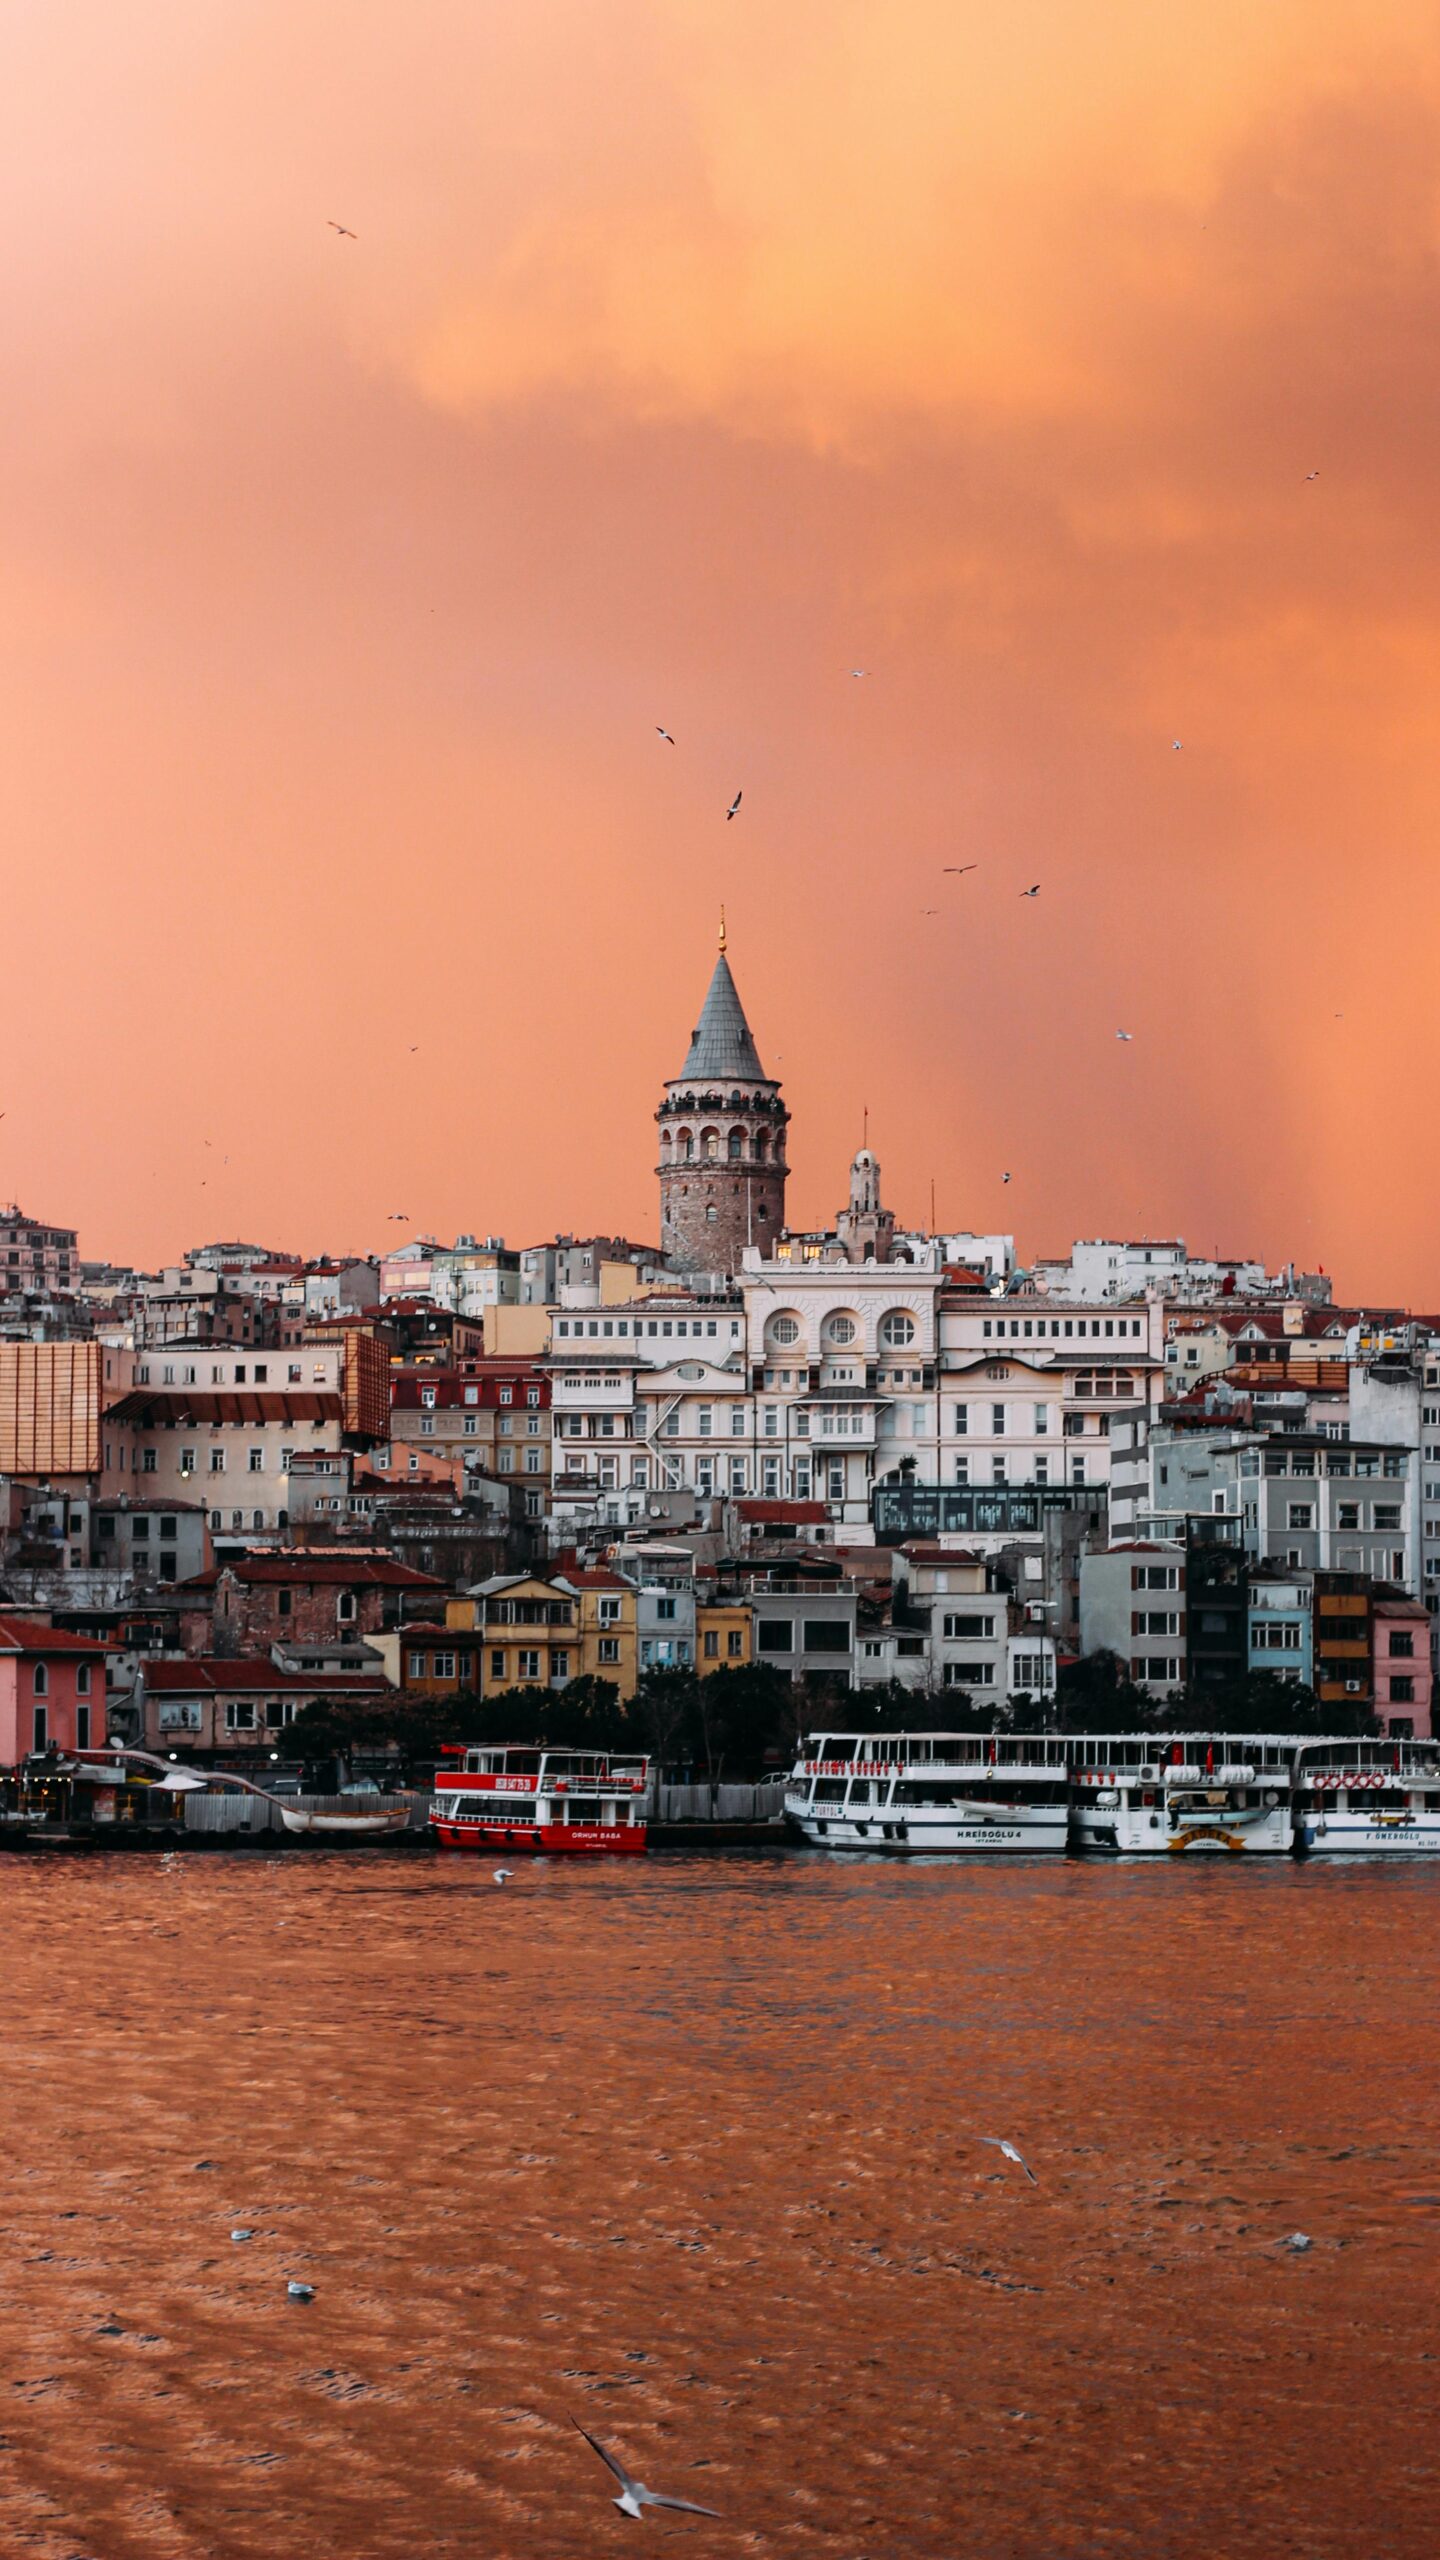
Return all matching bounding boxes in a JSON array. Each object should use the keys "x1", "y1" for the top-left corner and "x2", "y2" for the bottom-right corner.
[
  {"x1": 657, "y1": 923, "x2": 789, "y2": 1273},
  {"x1": 836, "y1": 1144, "x2": 896, "y2": 1264}
]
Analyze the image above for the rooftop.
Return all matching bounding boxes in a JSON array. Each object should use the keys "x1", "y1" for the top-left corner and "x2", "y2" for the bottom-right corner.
[{"x1": 673, "y1": 949, "x2": 768, "y2": 1084}]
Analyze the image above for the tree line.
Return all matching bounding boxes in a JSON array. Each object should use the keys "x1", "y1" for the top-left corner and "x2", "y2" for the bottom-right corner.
[{"x1": 286, "y1": 1651, "x2": 1378, "y2": 1786}]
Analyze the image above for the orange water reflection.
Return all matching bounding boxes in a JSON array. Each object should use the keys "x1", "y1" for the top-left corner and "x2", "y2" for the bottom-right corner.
[{"x1": 0, "y1": 1852, "x2": 1436, "y2": 2557}]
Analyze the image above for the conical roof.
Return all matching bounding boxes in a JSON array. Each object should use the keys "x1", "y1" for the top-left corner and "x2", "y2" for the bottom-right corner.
[{"x1": 675, "y1": 951, "x2": 767, "y2": 1082}]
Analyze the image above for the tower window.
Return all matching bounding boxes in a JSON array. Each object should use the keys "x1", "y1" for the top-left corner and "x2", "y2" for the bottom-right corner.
[{"x1": 728, "y1": 1128, "x2": 744, "y2": 1158}]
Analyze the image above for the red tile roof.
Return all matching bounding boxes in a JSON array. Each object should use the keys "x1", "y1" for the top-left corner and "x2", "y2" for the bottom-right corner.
[
  {"x1": 0, "y1": 1615, "x2": 111, "y2": 1655},
  {"x1": 735, "y1": 1500, "x2": 828, "y2": 1524},
  {"x1": 177, "y1": 1555, "x2": 445, "y2": 1592},
  {"x1": 106, "y1": 1391, "x2": 341, "y2": 1426},
  {"x1": 143, "y1": 1657, "x2": 391, "y2": 1695}
]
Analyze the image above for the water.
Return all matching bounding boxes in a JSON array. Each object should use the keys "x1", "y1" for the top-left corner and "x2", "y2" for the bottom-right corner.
[{"x1": 0, "y1": 1851, "x2": 1436, "y2": 2558}]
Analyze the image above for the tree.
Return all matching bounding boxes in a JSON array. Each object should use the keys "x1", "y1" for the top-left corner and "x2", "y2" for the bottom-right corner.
[{"x1": 1055, "y1": 1649, "x2": 1155, "y2": 1733}]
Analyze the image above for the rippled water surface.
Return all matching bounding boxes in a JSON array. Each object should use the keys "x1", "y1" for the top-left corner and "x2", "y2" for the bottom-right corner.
[{"x1": 1, "y1": 1851, "x2": 1436, "y2": 2558}]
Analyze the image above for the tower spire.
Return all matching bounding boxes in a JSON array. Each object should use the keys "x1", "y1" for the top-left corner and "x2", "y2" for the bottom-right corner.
[{"x1": 718, "y1": 903, "x2": 727, "y2": 953}]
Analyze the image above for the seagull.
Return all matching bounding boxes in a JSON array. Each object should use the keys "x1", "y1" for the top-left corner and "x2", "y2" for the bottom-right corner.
[
  {"x1": 1115, "y1": 1029, "x2": 1134, "y2": 1041},
  {"x1": 327, "y1": 221, "x2": 357, "y2": 239},
  {"x1": 725, "y1": 790, "x2": 742, "y2": 821},
  {"x1": 920, "y1": 907, "x2": 939, "y2": 914},
  {"x1": 571, "y1": 2421, "x2": 721, "y2": 2522},
  {"x1": 1172, "y1": 739, "x2": 1183, "y2": 751},
  {"x1": 388, "y1": 1212, "x2": 409, "y2": 1221},
  {"x1": 849, "y1": 668, "x2": 866, "y2": 678},
  {"x1": 408, "y1": 1044, "x2": 419, "y2": 1053},
  {"x1": 492, "y1": 1868, "x2": 514, "y2": 1884},
  {"x1": 979, "y1": 2136, "x2": 1038, "y2": 2184},
  {"x1": 1304, "y1": 471, "x2": 1320, "y2": 482},
  {"x1": 1002, "y1": 1172, "x2": 1012, "y2": 1184},
  {"x1": 943, "y1": 864, "x2": 978, "y2": 875},
  {"x1": 656, "y1": 727, "x2": 675, "y2": 745},
  {"x1": 1019, "y1": 884, "x2": 1040, "y2": 898}
]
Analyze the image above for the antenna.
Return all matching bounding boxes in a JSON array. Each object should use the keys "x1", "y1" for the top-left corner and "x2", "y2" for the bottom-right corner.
[
  {"x1": 862, "y1": 1102, "x2": 868, "y2": 1148},
  {"x1": 930, "y1": 1174, "x2": 936, "y2": 1234},
  {"x1": 718, "y1": 904, "x2": 727, "y2": 953}
]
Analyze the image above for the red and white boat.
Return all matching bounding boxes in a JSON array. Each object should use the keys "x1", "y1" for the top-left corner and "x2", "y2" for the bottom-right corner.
[{"x1": 430, "y1": 1745, "x2": 651, "y2": 1856}]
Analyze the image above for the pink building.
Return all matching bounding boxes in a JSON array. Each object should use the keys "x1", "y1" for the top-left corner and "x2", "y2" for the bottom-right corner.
[
  {"x1": 1372, "y1": 1598, "x2": 1433, "y2": 1739},
  {"x1": 0, "y1": 1617, "x2": 110, "y2": 1765}
]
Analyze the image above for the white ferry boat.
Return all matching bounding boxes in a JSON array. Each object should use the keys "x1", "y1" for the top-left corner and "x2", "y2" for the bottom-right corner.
[
  {"x1": 1292, "y1": 1739, "x2": 1440, "y2": 1856},
  {"x1": 430, "y1": 1745, "x2": 650, "y2": 1856},
  {"x1": 1068, "y1": 1734, "x2": 1294, "y2": 1855},
  {"x1": 785, "y1": 1731, "x2": 1070, "y2": 1853}
]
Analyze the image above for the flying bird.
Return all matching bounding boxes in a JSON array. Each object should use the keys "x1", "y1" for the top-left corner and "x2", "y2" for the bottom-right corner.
[
  {"x1": 656, "y1": 727, "x2": 675, "y2": 744},
  {"x1": 1115, "y1": 1029, "x2": 1134, "y2": 1042},
  {"x1": 850, "y1": 668, "x2": 867, "y2": 678},
  {"x1": 1020, "y1": 884, "x2": 1040, "y2": 898},
  {"x1": 408, "y1": 1045, "x2": 419, "y2": 1053},
  {"x1": 327, "y1": 221, "x2": 357, "y2": 239},
  {"x1": 943, "y1": 864, "x2": 978, "y2": 875},
  {"x1": 571, "y1": 2422, "x2": 721, "y2": 2522},
  {"x1": 979, "y1": 2135, "x2": 1038, "y2": 2185},
  {"x1": 1002, "y1": 1172, "x2": 1012, "y2": 1184},
  {"x1": 493, "y1": 1868, "x2": 514, "y2": 1885},
  {"x1": 725, "y1": 790, "x2": 742, "y2": 821},
  {"x1": 920, "y1": 907, "x2": 939, "y2": 915},
  {"x1": 1172, "y1": 739, "x2": 1183, "y2": 751},
  {"x1": 1304, "y1": 471, "x2": 1320, "y2": 482}
]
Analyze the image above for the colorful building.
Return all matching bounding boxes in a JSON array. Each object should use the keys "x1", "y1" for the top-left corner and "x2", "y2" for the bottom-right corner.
[
  {"x1": 697, "y1": 1595, "x2": 752, "y2": 1671},
  {"x1": 556, "y1": 1566, "x2": 640, "y2": 1699},
  {"x1": 1372, "y1": 1596, "x2": 1433, "y2": 1738},
  {"x1": 447, "y1": 1573, "x2": 579, "y2": 1694},
  {"x1": 0, "y1": 1617, "x2": 109, "y2": 1764}
]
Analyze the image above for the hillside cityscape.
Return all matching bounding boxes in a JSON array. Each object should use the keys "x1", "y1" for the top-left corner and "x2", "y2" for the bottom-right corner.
[{"x1": 1, "y1": 931, "x2": 1433, "y2": 1786}]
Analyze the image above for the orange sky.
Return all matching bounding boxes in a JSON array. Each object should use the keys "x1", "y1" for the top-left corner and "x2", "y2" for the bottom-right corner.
[{"x1": 3, "y1": 2, "x2": 1439, "y2": 1300}]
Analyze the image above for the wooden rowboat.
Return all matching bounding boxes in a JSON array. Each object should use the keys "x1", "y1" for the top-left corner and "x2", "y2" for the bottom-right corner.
[{"x1": 279, "y1": 1805, "x2": 411, "y2": 1837}]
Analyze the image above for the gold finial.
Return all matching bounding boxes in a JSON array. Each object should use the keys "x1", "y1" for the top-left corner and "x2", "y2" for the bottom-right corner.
[{"x1": 718, "y1": 904, "x2": 727, "y2": 953}]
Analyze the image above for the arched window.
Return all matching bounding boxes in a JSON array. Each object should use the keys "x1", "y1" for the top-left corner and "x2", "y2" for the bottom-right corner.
[
  {"x1": 701, "y1": 1126, "x2": 720, "y2": 1161},
  {"x1": 678, "y1": 1130, "x2": 694, "y2": 1162},
  {"x1": 728, "y1": 1128, "x2": 744, "y2": 1159},
  {"x1": 660, "y1": 1129, "x2": 672, "y2": 1156},
  {"x1": 767, "y1": 1312, "x2": 802, "y2": 1350},
  {"x1": 824, "y1": 1311, "x2": 859, "y2": 1350},
  {"x1": 754, "y1": 1130, "x2": 768, "y2": 1162},
  {"x1": 880, "y1": 1310, "x2": 916, "y2": 1349}
]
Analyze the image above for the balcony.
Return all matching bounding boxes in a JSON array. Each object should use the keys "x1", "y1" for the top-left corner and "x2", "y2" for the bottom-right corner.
[{"x1": 549, "y1": 1375, "x2": 636, "y2": 1410}]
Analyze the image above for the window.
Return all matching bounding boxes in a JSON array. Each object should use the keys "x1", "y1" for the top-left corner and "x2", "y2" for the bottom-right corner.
[
  {"x1": 76, "y1": 1663, "x2": 92, "y2": 1696},
  {"x1": 277, "y1": 1590, "x2": 292, "y2": 1618},
  {"x1": 524, "y1": 1449, "x2": 541, "y2": 1473},
  {"x1": 1389, "y1": 1674, "x2": 1415, "y2": 1703},
  {"x1": 599, "y1": 1637, "x2": 621, "y2": 1665},
  {"x1": 953, "y1": 1404, "x2": 968, "y2": 1435},
  {"x1": 225, "y1": 1702, "x2": 257, "y2": 1732},
  {"x1": 490, "y1": 1650, "x2": 505, "y2": 1681},
  {"x1": 1011, "y1": 1652, "x2": 1051, "y2": 1691},
  {"x1": 803, "y1": 1620, "x2": 850, "y2": 1652},
  {"x1": 1287, "y1": 1504, "x2": 1313, "y2": 1530},
  {"x1": 943, "y1": 1613, "x2": 993, "y2": 1638},
  {"x1": 518, "y1": 1649, "x2": 541, "y2": 1681},
  {"x1": 756, "y1": 1619, "x2": 794, "y2": 1652},
  {"x1": 944, "y1": 1661, "x2": 995, "y2": 1686},
  {"x1": 408, "y1": 1650, "x2": 427, "y2": 1679},
  {"x1": 654, "y1": 1595, "x2": 677, "y2": 1621},
  {"x1": 730, "y1": 1406, "x2": 746, "y2": 1436},
  {"x1": 337, "y1": 1593, "x2": 357, "y2": 1625},
  {"x1": 1253, "y1": 1621, "x2": 1301, "y2": 1652},
  {"x1": 698, "y1": 1407, "x2": 712, "y2": 1437},
  {"x1": 1034, "y1": 1405, "x2": 1049, "y2": 1435},
  {"x1": 1390, "y1": 1629, "x2": 1415, "y2": 1658},
  {"x1": 1373, "y1": 1505, "x2": 1402, "y2": 1531},
  {"x1": 32, "y1": 1704, "x2": 47, "y2": 1751},
  {"x1": 953, "y1": 1455, "x2": 969, "y2": 1483},
  {"x1": 248, "y1": 1447, "x2": 265, "y2": 1472},
  {"x1": 880, "y1": 1311, "x2": 915, "y2": 1349},
  {"x1": 32, "y1": 1662, "x2": 49, "y2": 1698},
  {"x1": 826, "y1": 1315, "x2": 857, "y2": 1347},
  {"x1": 770, "y1": 1314, "x2": 800, "y2": 1347},
  {"x1": 992, "y1": 1404, "x2": 1006, "y2": 1434},
  {"x1": 142, "y1": 1450, "x2": 157, "y2": 1474},
  {"x1": 703, "y1": 1629, "x2": 719, "y2": 1658},
  {"x1": 1337, "y1": 1502, "x2": 1360, "y2": 1529},
  {"x1": 727, "y1": 1629, "x2": 744, "y2": 1657}
]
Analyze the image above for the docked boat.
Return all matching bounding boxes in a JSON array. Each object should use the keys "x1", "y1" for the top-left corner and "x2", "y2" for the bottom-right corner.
[
  {"x1": 1292, "y1": 1738, "x2": 1440, "y2": 1855},
  {"x1": 784, "y1": 1730, "x2": 1070, "y2": 1853},
  {"x1": 429, "y1": 1745, "x2": 651, "y2": 1855},
  {"x1": 280, "y1": 1804, "x2": 411, "y2": 1837},
  {"x1": 1069, "y1": 1733, "x2": 1294, "y2": 1855}
]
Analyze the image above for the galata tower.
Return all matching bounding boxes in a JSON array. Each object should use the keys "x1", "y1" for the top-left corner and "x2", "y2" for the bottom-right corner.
[{"x1": 656, "y1": 921, "x2": 789, "y2": 1274}]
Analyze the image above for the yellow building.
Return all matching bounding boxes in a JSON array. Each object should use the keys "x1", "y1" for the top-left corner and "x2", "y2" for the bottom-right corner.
[
  {"x1": 371, "y1": 1623, "x2": 486, "y2": 1699},
  {"x1": 697, "y1": 1597, "x2": 752, "y2": 1672},
  {"x1": 556, "y1": 1568, "x2": 640, "y2": 1701},
  {"x1": 446, "y1": 1573, "x2": 579, "y2": 1695}
]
